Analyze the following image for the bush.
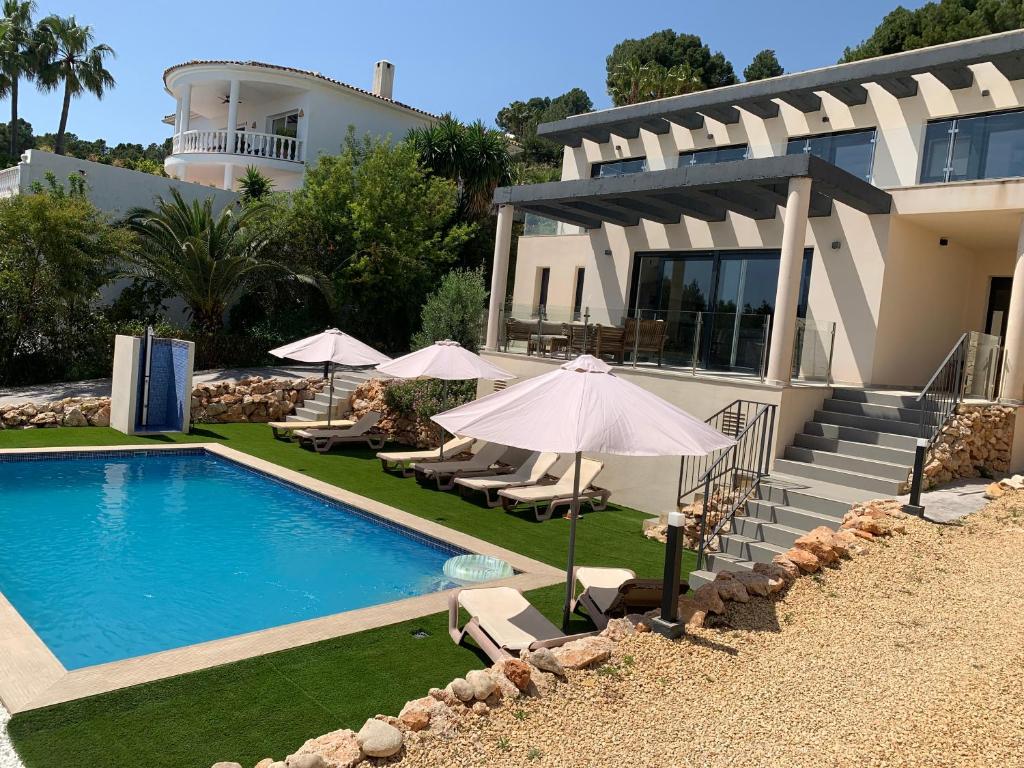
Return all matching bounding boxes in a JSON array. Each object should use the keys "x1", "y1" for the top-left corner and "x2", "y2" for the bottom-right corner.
[
  {"x1": 383, "y1": 378, "x2": 475, "y2": 422},
  {"x1": 411, "y1": 267, "x2": 488, "y2": 352}
]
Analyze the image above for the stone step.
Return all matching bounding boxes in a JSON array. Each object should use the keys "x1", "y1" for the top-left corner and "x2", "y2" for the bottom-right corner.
[
  {"x1": 687, "y1": 569, "x2": 718, "y2": 589},
  {"x1": 831, "y1": 388, "x2": 939, "y2": 410},
  {"x1": 802, "y1": 421, "x2": 921, "y2": 451},
  {"x1": 813, "y1": 409, "x2": 927, "y2": 438},
  {"x1": 822, "y1": 397, "x2": 931, "y2": 424},
  {"x1": 704, "y1": 551, "x2": 756, "y2": 575},
  {"x1": 772, "y1": 459, "x2": 906, "y2": 496},
  {"x1": 718, "y1": 533, "x2": 789, "y2": 563},
  {"x1": 793, "y1": 432, "x2": 917, "y2": 464},
  {"x1": 784, "y1": 446, "x2": 911, "y2": 482},
  {"x1": 312, "y1": 389, "x2": 355, "y2": 407},
  {"x1": 761, "y1": 475, "x2": 874, "y2": 517},
  {"x1": 747, "y1": 499, "x2": 846, "y2": 530},
  {"x1": 734, "y1": 516, "x2": 808, "y2": 548}
]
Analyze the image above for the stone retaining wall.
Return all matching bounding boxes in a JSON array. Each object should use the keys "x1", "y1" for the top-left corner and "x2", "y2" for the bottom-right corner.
[
  {"x1": 349, "y1": 378, "x2": 439, "y2": 449},
  {"x1": 920, "y1": 404, "x2": 1015, "y2": 490},
  {"x1": 0, "y1": 376, "x2": 327, "y2": 429}
]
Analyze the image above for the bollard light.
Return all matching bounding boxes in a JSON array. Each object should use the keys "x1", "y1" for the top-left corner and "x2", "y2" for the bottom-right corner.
[
  {"x1": 651, "y1": 511, "x2": 686, "y2": 639},
  {"x1": 902, "y1": 437, "x2": 928, "y2": 517}
]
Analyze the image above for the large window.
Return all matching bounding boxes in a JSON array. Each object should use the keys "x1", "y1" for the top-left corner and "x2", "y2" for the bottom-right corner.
[
  {"x1": 920, "y1": 109, "x2": 1024, "y2": 184},
  {"x1": 786, "y1": 128, "x2": 877, "y2": 181},
  {"x1": 268, "y1": 111, "x2": 299, "y2": 138},
  {"x1": 591, "y1": 157, "x2": 648, "y2": 178},
  {"x1": 679, "y1": 144, "x2": 749, "y2": 167}
]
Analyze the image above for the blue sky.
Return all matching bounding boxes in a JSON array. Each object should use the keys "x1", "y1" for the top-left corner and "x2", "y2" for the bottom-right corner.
[{"x1": 12, "y1": 0, "x2": 928, "y2": 146}]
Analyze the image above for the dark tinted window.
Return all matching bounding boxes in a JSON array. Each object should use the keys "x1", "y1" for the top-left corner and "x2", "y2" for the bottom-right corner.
[
  {"x1": 591, "y1": 157, "x2": 648, "y2": 178},
  {"x1": 918, "y1": 109, "x2": 1024, "y2": 183},
  {"x1": 786, "y1": 128, "x2": 876, "y2": 180},
  {"x1": 679, "y1": 144, "x2": 748, "y2": 166}
]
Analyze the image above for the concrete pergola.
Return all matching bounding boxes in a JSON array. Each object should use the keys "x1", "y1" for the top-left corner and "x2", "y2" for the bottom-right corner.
[{"x1": 485, "y1": 155, "x2": 892, "y2": 386}]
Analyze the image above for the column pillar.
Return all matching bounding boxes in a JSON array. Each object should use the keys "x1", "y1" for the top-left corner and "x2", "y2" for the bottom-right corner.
[
  {"x1": 485, "y1": 204, "x2": 515, "y2": 351},
  {"x1": 1000, "y1": 218, "x2": 1024, "y2": 402},
  {"x1": 765, "y1": 176, "x2": 813, "y2": 385},
  {"x1": 180, "y1": 84, "x2": 192, "y2": 134},
  {"x1": 223, "y1": 164, "x2": 237, "y2": 191},
  {"x1": 225, "y1": 79, "x2": 240, "y2": 157}
]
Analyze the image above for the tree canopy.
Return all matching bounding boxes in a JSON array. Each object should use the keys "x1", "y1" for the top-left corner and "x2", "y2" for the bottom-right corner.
[
  {"x1": 495, "y1": 87, "x2": 593, "y2": 166},
  {"x1": 842, "y1": 0, "x2": 1024, "y2": 62},
  {"x1": 744, "y1": 49, "x2": 784, "y2": 81},
  {"x1": 606, "y1": 29, "x2": 737, "y2": 106}
]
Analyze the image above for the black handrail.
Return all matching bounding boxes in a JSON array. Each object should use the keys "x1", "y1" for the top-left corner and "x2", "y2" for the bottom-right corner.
[
  {"x1": 677, "y1": 399, "x2": 777, "y2": 571},
  {"x1": 916, "y1": 333, "x2": 969, "y2": 446}
]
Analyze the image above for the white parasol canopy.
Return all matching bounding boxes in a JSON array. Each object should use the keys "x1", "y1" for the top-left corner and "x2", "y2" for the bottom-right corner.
[
  {"x1": 269, "y1": 329, "x2": 391, "y2": 426},
  {"x1": 433, "y1": 354, "x2": 735, "y2": 629},
  {"x1": 375, "y1": 340, "x2": 514, "y2": 381}
]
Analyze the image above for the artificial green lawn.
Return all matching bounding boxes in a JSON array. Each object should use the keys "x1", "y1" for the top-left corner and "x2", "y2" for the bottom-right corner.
[{"x1": 2, "y1": 425, "x2": 686, "y2": 768}]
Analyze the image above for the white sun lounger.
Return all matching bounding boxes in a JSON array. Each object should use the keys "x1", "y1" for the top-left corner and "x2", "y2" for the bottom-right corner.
[
  {"x1": 570, "y1": 566, "x2": 690, "y2": 629},
  {"x1": 412, "y1": 442, "x2": 512, "y2": 491},
  {"x1": 269, "y1": 419, "x2": 354, "y2": 439},
  {"x1": 498, "y1": 458, "x2": 610, "y2": 521},
  {"x1": 377, "y1": 436, "x2": 476, "y2": 476},
  {"x1": 295, "y1": 411, "x2": 386, "y2": 452},
  {"x1": 449, "y1": 586, "x2": 595, "y2": 664},
  {"x1": 454, "y1": 451, "x2": 560, "y2": 507}
]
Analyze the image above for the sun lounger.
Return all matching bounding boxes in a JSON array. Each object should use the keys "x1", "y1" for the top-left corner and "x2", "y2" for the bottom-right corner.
[
  {"x1": 412, "y1": 442, "x2": 513, "y2": 491},
  {"x1": 454, "y1": 451, "x2": 560, "y2": 507},
  {"x1": 295, "y1": 411, "x2": 386, "y2": 452},
  {"x1": 377, "y1": 436, "x2": 476, "y2": 476},
  {"x1": 269, "y1": 419, "x2": 354, "y2": 439},
  {"x1": 498, "y1": 458, "x2": 610, "y2": 521},
  {"x1": 449, "y1": 586, "x2": 595, "y2": 663},
  {"x1": 569, "y1": 566, "x2": 689, "y2": 629}
]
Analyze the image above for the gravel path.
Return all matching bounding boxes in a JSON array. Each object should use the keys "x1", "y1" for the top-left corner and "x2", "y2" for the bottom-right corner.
[
  {"x1": 0, "y1": 706, "x2": 24, "y2": 768},
  {"x1": 402, "y1": 499, "x2": 1024, "y2": 768}
]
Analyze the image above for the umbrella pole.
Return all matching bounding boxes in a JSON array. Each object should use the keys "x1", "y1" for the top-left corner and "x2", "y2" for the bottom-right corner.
[
  {"x1": 561, "y1": 451, "x2": 583, "y2": 633},
  {"x1": 326, "y1": 363, "x2": 335, "y2": 427},
  {"x1": 439, "y1": 380, "x2": 448, "y2": 458}
]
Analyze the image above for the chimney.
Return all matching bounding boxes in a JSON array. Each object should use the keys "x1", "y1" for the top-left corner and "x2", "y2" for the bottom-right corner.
[{"x1": 372, "y1": 60, "x2": 395, "y2": 100}]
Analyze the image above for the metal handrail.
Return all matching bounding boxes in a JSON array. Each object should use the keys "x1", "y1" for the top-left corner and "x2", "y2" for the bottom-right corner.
[
  {"x1": 916, "y1": 333, "x2": 969, "y2": 447},
  {"x1": 677, "y1": 399, "x2": 777, "y2": 570}
]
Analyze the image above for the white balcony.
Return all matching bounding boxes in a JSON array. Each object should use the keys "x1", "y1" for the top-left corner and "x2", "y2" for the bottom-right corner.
[
  {"x1": 0, "y1": 164, "x2": 21, "y2": 198},
  {"x1": 172, "y1": 129, "x2": 304, "y2": 164}
]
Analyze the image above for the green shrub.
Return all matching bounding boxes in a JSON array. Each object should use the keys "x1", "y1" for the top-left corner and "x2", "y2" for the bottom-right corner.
[{"x1": 411, "y1": 267, "x2": 487, "y2": 352}]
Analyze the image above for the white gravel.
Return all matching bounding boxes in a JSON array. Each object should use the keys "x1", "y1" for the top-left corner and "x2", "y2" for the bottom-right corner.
[{"x1": 0, "y1": 706, "x2": 25, "y2": 768}]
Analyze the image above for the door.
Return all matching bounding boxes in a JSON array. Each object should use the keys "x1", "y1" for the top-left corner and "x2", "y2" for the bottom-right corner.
[
  {"x1": 986, "y1": 276, "x2": 1012, "y2": 339},
  {"x1": 632, "y1": 253, "x2": 714, "y2": 365}
]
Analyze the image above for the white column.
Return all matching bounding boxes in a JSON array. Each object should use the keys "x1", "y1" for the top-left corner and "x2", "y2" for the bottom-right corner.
[
  {"x1": 225, "y1": 79, "x2": 240, "y2": 156},
  {"x1": 173, "y1": 97, "x2": 182, "y2": 136},
  {"x1": 1000, "y1": 218, "x2": 1024, "y2": 402},
  {"x1": 485, "y1": 204, "x2": 515, "y2": 351},
  {"x1": 180, "y1": 84, "x2": 192, "y2": 134},
  {"x1": 223, "y1": 164, "x2": 237, "y2": 191},
  {"x1": 765, "y1": 176, "x2": 813, "y2": 385}
]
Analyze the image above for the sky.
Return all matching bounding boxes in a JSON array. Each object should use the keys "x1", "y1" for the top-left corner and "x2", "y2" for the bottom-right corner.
[{"x1": 11, "y1": 0, "x2": 929, "y2": 147}]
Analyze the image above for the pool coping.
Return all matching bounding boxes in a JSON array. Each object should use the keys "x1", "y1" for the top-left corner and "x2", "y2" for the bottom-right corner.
[{"x1": 0, "y1": 443, "x2": 564, "y2": 714}]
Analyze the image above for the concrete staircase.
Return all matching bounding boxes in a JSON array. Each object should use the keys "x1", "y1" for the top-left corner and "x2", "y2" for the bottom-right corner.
[
  {"x1": 286, "y1": 370, "x2": 377, "y2": 422},
  {"x1": 688, "y1": 388, "x2": 929, "y2": 588}
]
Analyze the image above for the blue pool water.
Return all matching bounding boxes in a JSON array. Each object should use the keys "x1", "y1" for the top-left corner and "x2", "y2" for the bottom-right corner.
[{"x1": 0, "y1": 450, "x2": 461, "y2": 669}]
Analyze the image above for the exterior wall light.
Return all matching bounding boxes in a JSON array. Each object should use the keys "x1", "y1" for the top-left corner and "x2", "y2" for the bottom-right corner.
[
  {"x1": 831, "y1": 240, "x2": 841, "y2": 250},
  {"x1": 603, "y1": 249, "x2": 612, "y2": 256},
  {"x1": 939, "y1": 237, "x2": 949, "y2": 246},
  {"x1": 298, "y1": 109, "x2": 304, "y2": 118}
]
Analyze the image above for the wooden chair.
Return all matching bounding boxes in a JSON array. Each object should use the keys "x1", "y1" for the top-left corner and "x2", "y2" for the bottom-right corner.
[
  {"x1": 594, "y1": 325, "x2": 627, "y2": 363},
  {"x1": 624, "y1": 318, "x2": 668, "y2": 366}
]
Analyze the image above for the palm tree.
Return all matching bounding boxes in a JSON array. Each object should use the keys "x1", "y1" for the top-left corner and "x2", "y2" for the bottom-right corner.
[
  {"x1": 121, "y1": 191, "x2": 310, "y2": 333},
  {"x1": 0, "y1": 1, "x2": 36, "y2": 160},
  {"x1": 237, "y1": 165, "x2": 275, "y2": 204},
  {"x1": 609, "y1": 58, "x2": 651, "y2": 105},
  {"x1": 407, "y1": 114, "x2": 514, "y2": 220},
  {"x1": 34, "y1": 14, "x2": 114, "y2": 156}
]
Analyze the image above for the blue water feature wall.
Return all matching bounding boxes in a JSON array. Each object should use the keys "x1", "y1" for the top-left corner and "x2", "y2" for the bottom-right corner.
[{"x1": 134, "y1": 338, "x2": 190, "y2": 432}]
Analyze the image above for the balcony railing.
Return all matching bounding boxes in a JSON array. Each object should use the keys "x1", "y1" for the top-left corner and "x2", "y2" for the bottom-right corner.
[
  {"x1": 172, "y1": 130, "x2": 304, "y2": 163},
  {"x1": 0, "y1": 164, "x2": 21, "y2": 198}
]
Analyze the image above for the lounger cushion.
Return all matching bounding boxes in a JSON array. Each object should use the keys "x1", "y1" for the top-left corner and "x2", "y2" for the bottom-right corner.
[
  {"x1": 378, "y1": 437, "x2": 474, "y2": 463},
  {"x1": 458, "y1": 587, "x2": 563, "y2": 650},
  {"x1": 576, "y1": 567, "x2": 635, "y2": 592},
  {"x1": 269, "y1": 420, "x2": 353, "y2": 431}
]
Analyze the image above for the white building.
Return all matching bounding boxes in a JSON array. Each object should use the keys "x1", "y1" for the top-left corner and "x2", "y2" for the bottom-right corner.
[{"x1": 162, "y1": 59, "x2": 436, "y2": 191}]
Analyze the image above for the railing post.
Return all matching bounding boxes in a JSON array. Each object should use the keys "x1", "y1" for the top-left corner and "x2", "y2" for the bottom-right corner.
[
  {"x1": 825, "y1": 322, "x2": 837, "y2": 385},
  {"x1": 631, "y1": 310, "x2": 641, "y2": 368},
  {"x1": 696, "y1": 475, "x2": 711, "y2": 570},
  {"x1": 692, "y1": 313, "x2": 702, "y2": 377},
  {"x1": 759, "y1": 314, "x2": 770, "y2": 383}
]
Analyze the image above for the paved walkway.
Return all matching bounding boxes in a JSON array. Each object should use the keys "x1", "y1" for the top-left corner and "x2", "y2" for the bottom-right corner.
[
  {"x1": 897, "y1": 478, "x2": 992, "y2": 524},
  {"x1": 0, "y1": 366, "x2": 326, "y2": 407}
]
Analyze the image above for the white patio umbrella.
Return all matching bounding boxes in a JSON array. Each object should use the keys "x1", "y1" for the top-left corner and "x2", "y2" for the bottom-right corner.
[
  {"x1": 433, "y1": 354, "x2": 735, "y2": 630},
  {"x1": 269, "y1": 328, "x2": 391, "y2": 426},
  {"x1": 375, "y1": 340, "x2": 515, "y2": 455}
]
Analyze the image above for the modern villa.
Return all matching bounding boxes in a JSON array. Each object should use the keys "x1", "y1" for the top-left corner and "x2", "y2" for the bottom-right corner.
[
  {"x1": 482, "y1": 30, "x2": 1024, "y2": 515},
  {"x1": 162, "y1": 59, "x2": 437, "y2": 191}
]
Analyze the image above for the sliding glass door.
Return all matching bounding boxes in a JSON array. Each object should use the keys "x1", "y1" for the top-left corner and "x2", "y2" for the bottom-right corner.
[{"x1": 629, "y1": 249, "x2": 813, "y2": 372}]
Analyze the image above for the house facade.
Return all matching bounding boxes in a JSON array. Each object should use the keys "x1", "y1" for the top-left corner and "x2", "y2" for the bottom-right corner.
[
  {"x1": 162, "y1": 59, "x2": 435, "y2": 191},
  {"x1": 481, "y1": 31, "x2": 1024, "y2": 514}
]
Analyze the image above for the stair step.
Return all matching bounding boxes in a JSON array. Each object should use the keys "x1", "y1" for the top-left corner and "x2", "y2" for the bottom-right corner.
[
  {"x1": 822, "y1": 397, "x2": 930, "y2": 423},
  {"x1": 687, "y1": 569, "x2": 718, "y2": 590},
  {"x1": 772, "y1": 459, "x2": 906, "y2": 495},
  {"x1": 718, "y1": 534, "x2": 789, "y2": 563},
  {"x1": 734, "y1": 517, "x2": 808, "y2": 548},
  {"x1": 747, "y1": 499, "x2": 846, "y2": 530},
  {"x1": 763, "y1": 473, "x2": 882, "y2": 512},
  {"x1": 802, "y1": 421, "x2": 920, "y2": 451},
  {"x1": 705, "y1": 551, "x2": 755, "y2": 574},
  {"x1": 813, "y1": 409, "x2": 927, "y2": 438},
  {"x1": 784, "y1": 446, "x2": 911, "y2": 482},
  {"x1": 831, "y1": 388, "x2": 937, "y2": 410},
  {"x1": 793, "y1": 432, "x2": 916, "y2": 463}
]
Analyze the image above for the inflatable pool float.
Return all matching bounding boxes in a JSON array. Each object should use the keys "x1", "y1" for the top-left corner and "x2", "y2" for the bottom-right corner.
[{"x1": 443, "y1": 554, "x2": 514, "y2": 584}]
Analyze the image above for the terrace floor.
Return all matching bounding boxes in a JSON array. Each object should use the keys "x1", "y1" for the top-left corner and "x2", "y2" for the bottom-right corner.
[{"x1": 0, "y1": 424, "x2": 672, "y2": 768}]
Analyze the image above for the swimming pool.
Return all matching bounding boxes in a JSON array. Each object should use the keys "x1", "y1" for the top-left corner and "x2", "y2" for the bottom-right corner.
[{"x1": 0, "y1": 448, "x2": 464, "y2": 670}]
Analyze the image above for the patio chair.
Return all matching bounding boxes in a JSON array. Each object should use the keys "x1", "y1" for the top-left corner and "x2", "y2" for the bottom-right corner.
[
  {"x1": 269, "y1": 419, "x2": 354, "y2": 440},
  {"x1": 623, "y1": 317, "x2": 667, "y2": 367},
  {"x1": 570, "y1": 566, "x2": 690, "y2": 629},
  {"x1": 295, "y1": 411, "x2": 386, "y2": 452},
  {"x1": 449, "y1": 586, "x2": 596, "y2": 663},
  {"x1": 593, "y1": 324, "x2": 627, "y2": 364},
  {"x1": 377, "y1": 436, "x2": 476, "y2": 476},
  {"x1": 454, "y1": 451, "x2": 560, "y2": 507},
  {"x1": 412, "y1": 442, "x2": 513, "y2": 491},
  {"x1": 498, "y1": 458, "x2": 610, "y2": 521}
]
